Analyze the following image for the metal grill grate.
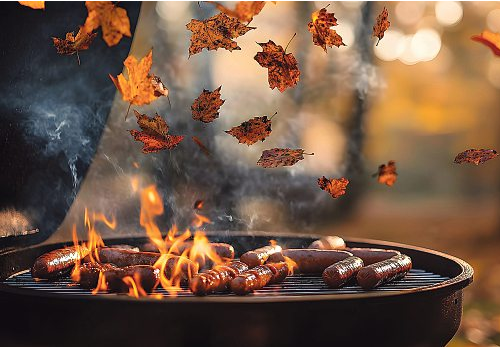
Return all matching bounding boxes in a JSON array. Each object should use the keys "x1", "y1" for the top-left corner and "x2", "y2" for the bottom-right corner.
[{"x1": 4, "y1": 269, "x2": 449, "y2": 297}]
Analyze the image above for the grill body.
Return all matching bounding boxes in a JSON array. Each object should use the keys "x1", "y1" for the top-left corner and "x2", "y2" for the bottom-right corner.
[{"x1": 0, "y1": 232, "x2": 473, "y2": 347}]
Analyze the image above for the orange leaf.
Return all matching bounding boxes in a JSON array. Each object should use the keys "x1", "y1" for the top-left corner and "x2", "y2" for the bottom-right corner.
[
  {"x1": 308, "y1": 7, "x2": 345, "y2": 52},
  {"x1": 19, "y1": 1, "x2": 44, "y2": 9},
  {"x1": 372, "y1": 7, "x2": 390, "y2": 45},
  {"x1": 207, "y1": 1, "x2": 267, "y2": 23},
  {"x1": 52, "y1": 27, "x2": 97, "y2": 65},
  {"x1": 374, "y1": 160, "x2": 397, "y2": 186},
  {"x1": 225, "y1": 113, "x2": 275, "y2": 145},
  {"x1": 192, "y1": 136, "x2": 211, "y2": 156},
  {"x1": 84, "y1": 1, "x2": 131, "y2": 47},
  {"x1": 318, "y1": 177, "x2": 349, "y2": 198},
  {"x1": 472, "y1": 31, "x2": 500, "y2": 56},
  {"x1": 454, "y1": 149, "x2": 498, "y2": 165},
  {"x1": 257, "y1": 148, "x2": 312, "y2": 168},
  {"x1": 191, "y1": 86, "x2": 225, "y2": 123}
]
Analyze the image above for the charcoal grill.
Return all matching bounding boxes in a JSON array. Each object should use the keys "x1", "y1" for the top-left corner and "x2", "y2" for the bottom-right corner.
[{"x1": 0, "y1": 231, "x2": 472, "y2": 347}]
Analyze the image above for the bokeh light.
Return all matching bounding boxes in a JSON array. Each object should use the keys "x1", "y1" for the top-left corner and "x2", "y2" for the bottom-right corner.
[
  {"x1": 486, "y1": 9, "x2": 500, "y2": 32},
  {"x1": 410, "y1": 28, "x2": 442, "y2": 62},
  {"x1": 374, "y1": 30, "x2": 405, "y2": 62},
  {"x1": 435, "y1": 1, "x2": 463, "y2": 27},
  {"x1": 395, "y1": 2, "x2": 426, "y2": 26}
]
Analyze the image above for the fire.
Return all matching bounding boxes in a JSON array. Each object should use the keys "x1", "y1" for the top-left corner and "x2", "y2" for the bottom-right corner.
[
  {"x1": 192, "y1": 213, "x2": 211, "y2": 228},
  {"x1": 283, "y1": 256, "x2": 298, "y2": 275},
  {"x1": 92, "y1": 271, "x2": 108, "y2": 295},
  {"x1": 84, "y1": 208, "x2": 105, "y2": 263},
  {"x1": 130, "y1": 176, "x2": 139, "y2": 192},
  {"x1": 94, "y1": 212, "x2": 117, "y2": 230},
  {"x1": 189, "y1": 231, "x2": 223, "y2": 268},
  {"x1": 140, "y1": 185, "x2": 165, "y2": 253},
  {"x1": 122, "y1": 274, "x2": 148, "y2": 298}
]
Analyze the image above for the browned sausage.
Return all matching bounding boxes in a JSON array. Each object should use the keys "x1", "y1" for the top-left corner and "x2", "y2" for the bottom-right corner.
[
  {"x1": 308, "y1": 236, "x2": 346, "y2": 250},
  {"x1": 240, "y1": 244, "x2": 282, "y2": 268},
  {"x1": 31, "y1": 246, "x2": 89, "y2": 279},
  {"x1": 104, "y1": 265, "x2": 160, "y2": 293},
  {"x1": 356, "y1": 254, "x2": 412, "y2": 289},
  {"x1": 78, "y1": 262, "x2": 117, "y2": 289},
  {"x1": 266, "y1": 262, "x2": 289, "y2": 284},
  {"x1": 322, "y1": 256, "x2": 364, "y2": 288},
  {"x1": 141, "y1": 241, "x2": 235, "y2": 260},
  {"x1": 268, "y1": 249, "x2": 353, "y2": 273},
  {"x1": 230, "y1": 265, "x2": 274, "y2": 295},
  {"x1": 347, "y1": 248, "x2": 401, "y2": 266},
  {"x1": 189, "y1": 261, "x2": 249, "y2": 296}
]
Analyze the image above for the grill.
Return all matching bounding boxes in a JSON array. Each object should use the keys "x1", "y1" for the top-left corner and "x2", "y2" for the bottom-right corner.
[{"x1": 0, "y1": 232, "x2": 473, "y2": 347}]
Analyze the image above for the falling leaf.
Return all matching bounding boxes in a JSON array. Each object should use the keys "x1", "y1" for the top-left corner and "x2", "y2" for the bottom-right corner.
[
  {"x1": 472, "y1": 31, "x2": 500, "y2": 56},
  {"x1": 129, "y1": 110, "x2": 184, "y2": 153},
  {"x1": 225, "y1": 113, "x2": 275, "y2": 145},
  {"x1": 372, "y1": 7, "x2": 390, "y2": 45},
  {"x1": 257, "y1": 148, "x2": 313, "y2": 168},
  {"x1": 84, "y1": 1, "x2": 131, "y2": 47},
  {"x1": 318, "y1": 177, "x2": 349, "y2": 199},
  {"x1": 186, "y1": 13, "x2": 255, "y2": 57},
  {"x1": 19, "y1": 1, "x2": 44, "y2": 9},
  {"x1": 454, "y1": 149, "x2": 498, "y2": 165},
  {"x1": 207, "y1": 1, "x2": 267, "y2": 23},
  {"x1": 191, "y1": 86, "x2": 225, "y2": 123},
  {"x1": 150, "y1": 75, "x2": 169, "y2": 98},
  {"x1": 254, "y1": 39, "x2": 300, "y2": 92},
  {"x1": 307, "y1": 7, "x2": 345, "y2": 52},
  {"x1": 374, "y1": 160, "x2": 397, "y2": 186},
  {"x1": 194, "y1": 200, "x2": 204, "y2": 210},
  {"x1": 192, "y1": 136, "x2": 211, "y2": 156},
  {"x1": 52, "y1": 27, "x2": 97, "y2": 65}
]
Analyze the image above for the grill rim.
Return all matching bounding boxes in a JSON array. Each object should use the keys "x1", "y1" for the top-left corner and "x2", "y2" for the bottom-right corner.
[{"x1": 0, "y1": 231, "x2": 473, "y2": 303}]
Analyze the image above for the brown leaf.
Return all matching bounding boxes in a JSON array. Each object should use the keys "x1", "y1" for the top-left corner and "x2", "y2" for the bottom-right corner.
[
  {"x1": 207, "y1": 1, "x2": 267, "y2": 23},
  {"x1": 84, "y1": 1, "x2": 131, "y2": 47},
  {"x1": 52, "y1": 27, "x2": 97, "y2": 64},
  {"x1": 454, "y1": 149, "x2": 498, "y2": 165},
  {"x1": 19, "y1": 1, "x2": 44, "y2": 9},
  {"x1": 191, "y1": 86, "x2": 225, "y2": 123},
  {"x1": 254, "y1": 40, "x2": 300, "y2": 92},
  {"x1": 374, "y1": 160, "x2": 397, "y2": 186},
  {"x1": 307, "y1": 7, "x2": 345, "y2": 52},
  {"x1": 225, "y1": 113, "x2": 274, "y2": 145},
  {"x1": 129, "y1": 110, "x2": 184, "y2": 153},
  {"x1": 257, "y1": 148, "x2": 312, "y2": 168},
  {"x1": 150, "y1": 74, "x2": 169, "y2": 98},
  {"x1": 186, "y1": 13, "x2": 255, "y2": 57},
  {"x1": 318, "y1": 177, "x2": 349, "y2": 198},
  {"x1": 472, "y1": 31, "x2": 500, "y2": 56},
  {"x1": 372, "y1": 7, "x2": 390, "y2": 45},
  {"x1": 192, "y1": 136, "x2": 211, "y2": 156}
]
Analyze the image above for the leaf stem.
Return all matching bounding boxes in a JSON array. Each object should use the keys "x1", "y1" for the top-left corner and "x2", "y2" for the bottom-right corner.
[
  {"x1": 125, "y1": 103, "x2": 131, "y2": 120},
  {"x1": 303, "y1": 152, "x2": 315, "y2": 156},
  {"x1": 284, "y1": 33, "x2": 297, "y2": 53},
  {"x1": 269, "y1": 111, "x2": 278, "y2": 120},
  {"x1": 76, "y1": 50, "x2": 81, "y2": 66}
]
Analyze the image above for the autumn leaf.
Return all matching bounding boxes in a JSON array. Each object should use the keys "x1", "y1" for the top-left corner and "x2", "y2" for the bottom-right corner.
[
  {"x1": 307, "y1": 7, "x2": 345, "y2": 52},
  {"x1": 84, "y1": 1, "x2": 131, "y2": 47},
  {"x1": 257, "y1": 148, "x2": 313, "y2": 168},
  {"x1": 374, "y1": 160, "x2": 397, "y2": 186},
  {"x1": 191, "y1": 86, "x2": 225, "y2": 123},
  {"x1": 186, "y1": 13, "x2": 255, "y2": 57},
  {"x1": 225, "y1": 112, "x2": 276, "y2": 145},
  {"x1": 472, "y1": 31, "x2": 500, "y2": 56},
  {"x1": 19, "y1": 1, "x2": 44, "y2": 9},
  {"x1": 192, "y1": 136, "x2": 211, "y2": 156},
  {"x1": 454, "y1": 149, "x2": 498, "y2": 165},
  {"x1": 207, "y1": 1, "x2": 267, "y2": 23},
  {"x1": 129, "y1": 110, "x2": 184, "y2": 153},
  {"x1": 318, "y1": 177, "x2": 349, "y2": 198},
  {"x1": 52, "y1": 27, "x2": 97, "y2": 65},
  {"x1": 254, "y1": 38, "x2": 300, "y2": 92},
  {"x1": 372, "y1": 7, "x2": 390, "y2": 45}
]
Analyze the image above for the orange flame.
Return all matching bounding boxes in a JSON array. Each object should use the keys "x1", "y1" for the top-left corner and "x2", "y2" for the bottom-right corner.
[
  {"x1": 92, "y1": 271, "x2": 108, "y2": 295},
  {"x1": 70, "y1": 224, "x2": 82, "y2": 282},
  {"x1": 131, "y1": 176, "x2": 139, "y2": 192},
  {"x1": 84, "y1": 208, "x2": 105, "y2": 263},
  {"x1": 189, "y1": 231, "x2": 224, "y2": 268},
  {"x1": 283, "y1": 256, "x2": 298, "y2": 275},
  {"x1": 140, "y1": 185, "x2": 165, "y2": 253},
  {"x1": 192, "y1": 213, "x2": 211, "y2": 228},
  {"x1": 122, "y1": 273, "x2": 148, "y2": 298}
]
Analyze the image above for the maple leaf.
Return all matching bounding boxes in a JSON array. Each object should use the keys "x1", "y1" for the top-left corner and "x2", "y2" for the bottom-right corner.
[
  {"x1": 129, "y1": 110, "x2": 184, "y2": 153},
  {"x1": 191, "y1": 86, "x2": 225, "y2": 123},
  {"x1": 207, "y1": 1, "x2": 267, "y2": 23},
  {"x1": 307, "y1": 7, "x2": 345, "y2": 52},
  {"x1": 83, "y1": 1, "x2": 131, "y2": 47},
  {"x1": 254, "y1": 39, "x2": 300, "y2": 92},
  {"x1": 192, "y1": 136, "x2": 211, "y2": 156},
  {"x1": 454, "y1": 149, "x2": 498, "y2": 165},
  {"x1": 318, "y1": 177, "x2": 349, "y2": 199},
  {"x1": 472, "y1": 31, "x2": 500, "y2": 56},
  {"x1": 186, "y1": 13, "x2": 255, "y2": 57},
  {"x1": 372, "y1": 7, "x2": 390, "y2": 45},
  {"x1": 257, "y1": 148, "x2": 313, "y2": 168},
  {"x1": 225, "y1": 112, "x2": 276, "y2": 145},
  {"x1": 19, "y1": 1, "x2": 44, "y2": 9},
  {"x1": 52, "y1": 27, "x2": 97, "y2": 65},
  {"x1": 374, "y1": 160, "x2": 397, "y2": 186}
]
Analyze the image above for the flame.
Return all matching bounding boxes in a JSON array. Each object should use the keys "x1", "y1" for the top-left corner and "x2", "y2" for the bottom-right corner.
[
  {"x1": 283, "y1": 256, "x2": 298, "y2": 275},
  {"x1": 122, "y1": 274, "x2": 148, "y2": 298},
  {"x1": 94, "y1": 212, "x2": 117, "y2": 230},
  {"x1": 189, "y1": 231, "x2": 224, "y2": 268},
  {"x1": 192, "y1": 213, "x2": 211, "y2": 228},
  {"x1": 70, "y1": 224, "x2": 82, "y2": 282},
  {"x1": 269, "y1": 239, "x2": 278, "y2": 246},
  {"x1": 140, "y1": 185, "x2": 165, "y2": 253},
  {"x1": 84, "y1": 208, "x2": 105, "y2": 263},
  {"x1": 92, "y1": 271, "x2": 108, "y2": 294},
  {"x1": 131, "y1": 176, "x2": 139, "y2": 192}
]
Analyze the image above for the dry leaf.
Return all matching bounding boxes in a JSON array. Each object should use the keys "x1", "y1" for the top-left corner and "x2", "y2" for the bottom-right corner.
[
  {"x1": 472, "y1": 31, "x2": 500, "y2": 56},
  {"x1": 52, "y1": 27, "x2": 97, "y2": 65},
  {"x1": 318, "y1": 177, "x2": 349, "y2": 198},
  {"x1": 19, "y1": 1, "x2": 44, "y2": 9},
  {"x1": 454, "y1": 149, "x2": 498, "y2": 165},
  {"x1": 254, "y1": 40, "x2": 300, "y2": 92},
  {"x1": 186, "y1": 13, "x2": 255, "y2": 57},
  {"x1": 257, "y1": 148, "x2": 312, "y2": 168},
  {"x1": 207, "y1": 1, "x2": 266, "y2": 23},
  {"x1": 372, "y1": 7, "x2": 390, "y2": 45},
  {"x1": 84, "y1": 1, "x2": 131, "y2": 47},
  {"x1": 192, "y1": 136, "x2": 211, "y2": 156},
  {"x1": 191, "y1": 86, "x2": 225, "y2": 123},
  {"x1": 307, "y1": 7, "x2": 345, "y2": 52},
  {"x1": 374, "y1": 160, "x2": 397, "y2": 186},
  {"x1": 129, "y1": 110, "x2": 184, "y2": 153},
  {"x1": 225, "y1": 113, "x2": 275, "y2": 145}
]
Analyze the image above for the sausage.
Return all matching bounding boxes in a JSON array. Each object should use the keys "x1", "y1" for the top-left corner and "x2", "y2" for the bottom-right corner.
[
  {"x1": 347, "y1": 248, "x2": 401, "y2": 266},
  {"x1": 240, "y1": 244, "x2": 282, "y2": 268},
  {"x1": 268, "y1": 249, "x2": 353, "y2": 273},
  {"x1": 322, "y1": 256, "x2": 364, "y2": 288},
  {"x1": 108, "y1": 244, "x2": 139, "y2": 252},
  {"x1": 104, "y1": 265, "x2": 160, "y2": 293},
  {"x1": 356, "y1": 254, "x2": 412, "y2": 290},
  {"x1": 140, "y1": 241, "x2": 235, "y2": 260},
  {"x1": 31, "y1": 246, "x2": 89, "y2": 279},
  {"x1": 189, "y1": 261, "x2": 249, "y2": 296},
  {"x1": 78, "y1": 262, "x2": 117, "y2": 289},
  {"x1": 162, "y1": 254, "x2": 199, "y2": 283},
  {"x1": 266, "y1": 262, "x2": 289, "y2": 284},
  {"x1": 308, "y1": 236, "x2": 346, "y2": 250},
  {"x1": 230, "y1": 265, "x2": 274, "y2": 295}
]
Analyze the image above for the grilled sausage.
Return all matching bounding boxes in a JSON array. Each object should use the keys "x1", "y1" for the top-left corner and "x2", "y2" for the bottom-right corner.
[
  {"x1": 240, "y1": 244, "x2": 282, "y2": 268},
  {"x1": 31, "y1": 246, "x2": 89, "y2": 279},
  {"x1": 322, "y1": 256, "x2": 364, "y2": 288},
  {"x1": 308, "y1": 236, "x2": 346, "y2": 250},
  {"x1": 189, "y1": 261, "x2": 249, "y2": 296},
  {"x1": 104, "y1": 265, "x2": 160, "y2": 293},
  {"x1": 356, "y1": 254, "x2": 412, "y2": 290},
  {"x1": 230, "y1": 265, "x2": 274, "y2": 295},
  {"x1": 266, "y1": 262, "x2": 289, "y2": 284},
  {"x1": 347, "y1": 248, "x2": 401, "y2": 266},
  {"x1": 78, "y1": 262, "x2": 117, "y2": 289},
  {"x1": 268, "y1": 249, "x2": 353, "y2": 273},
  {"x1": 140, "y1": 241, "x2": 235, "y2": 260},
  {"x1": 109, "y1": 244, "x2": 139, "y2": 252}
]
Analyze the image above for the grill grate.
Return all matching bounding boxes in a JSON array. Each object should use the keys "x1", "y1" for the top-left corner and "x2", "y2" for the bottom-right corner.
[{"x1": 4, "y1": 269, "x2": 449, "y2": 297}]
